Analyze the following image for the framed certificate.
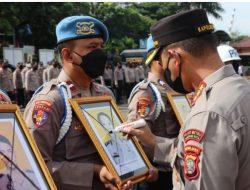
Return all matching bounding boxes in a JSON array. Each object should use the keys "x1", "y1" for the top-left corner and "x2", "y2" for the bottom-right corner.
[
  {"x1": 69, "y1": 96, "x2": 152, "y2": 189},
  {"x1": 0, "y1": 104, "x2": 56, "y2": 190},
  {"x1": 167, "y1": 92, "x2": 191, "y2": 127}
]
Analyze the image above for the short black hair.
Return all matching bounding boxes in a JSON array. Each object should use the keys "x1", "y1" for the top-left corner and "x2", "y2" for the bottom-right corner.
[
  {"x1": 167, "y1": 33, "x2": 219, "y2": 58},
  {"x1": 57, "y1": 40, "x2": 76, "y2": 56}
]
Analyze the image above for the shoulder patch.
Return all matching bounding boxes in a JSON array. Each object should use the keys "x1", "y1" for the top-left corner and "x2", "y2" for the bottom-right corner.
[
  {"x1": 32, "y1": 100, "x2": 52, "y2": 128},
  {"x1": 0, "y1": 94, "x2": 9, "y2": 104},
  {"x1": 184, "y1": 145, "x2": 202, "y2": 181},
  {"x1": 137, "y1": 97, "x2": 152, "y2": 118},
  {"x1": 183, "y1": 129, "x2": 204, "y2": 143}
]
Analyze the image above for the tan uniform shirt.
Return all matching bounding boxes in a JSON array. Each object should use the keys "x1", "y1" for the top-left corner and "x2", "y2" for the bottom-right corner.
[
  {"x1": 21, "y1": 67, "x2": 29, "y2": 88},
  {"x1": 13, "y1": 68, "x2": 23, "y2": 89},
  {"x1": 127, "y1": 67, "x2": 136, "y2": 83},
  {"x1": 138, "y1": 66, "x2": 145, "y2": 80},
  {"x1": 154, "y1": 65, "x2": 250, "y2": 190},
  {"x1": 127, "y1": 72, "x2": 179, "y2": 162},
  {"x1": 24, "y1": 70, "x2": 114, "y2": 190},
  {"x1": 124, "y1": 67, "x2": 130, "y2": 83},
  {"x1": 114, "y1": 67, "x2": 124, "y2": 86},
  {"x1": 25, "y1": 70, "x2": 40, "y2": 91},
  {"x1": 103, "y1": 68, "x2": 113, "y2": 81},
  {"x1": 0, "y1": 68, "x2": 14, "y2": 91},
  {"x1": 37, "y1": 67, "x2": 44, "y2": 85},
  {"x1": 48, "y1": 66, "x2": 60, "y2": 81},
  {"x1": 43, "y1": 66, "x2": 50, "y2": 83},
  {"x1": 135, "y1": 67, "x2": 140, "y2": 83}
]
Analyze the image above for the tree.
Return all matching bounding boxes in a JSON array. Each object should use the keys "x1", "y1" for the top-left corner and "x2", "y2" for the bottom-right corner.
[
  {"x1": 230, "y1": 31, "x2": 249, "y2": 43},
  {"x1": 0, "y1": 2, "x2": 224, "y2": 53}
]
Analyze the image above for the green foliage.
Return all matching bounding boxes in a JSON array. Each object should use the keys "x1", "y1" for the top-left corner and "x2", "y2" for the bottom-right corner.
[
  {"x1": 230, "y1": 31, "x2": 249, "y2": 43},
  {"x1": 0, "y1": 2, "x2": 223, "y2": 52}
]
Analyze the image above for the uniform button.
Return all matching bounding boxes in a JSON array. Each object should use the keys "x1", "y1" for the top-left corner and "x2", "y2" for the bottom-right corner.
[{"x1": 241, "y1": 116, "x2": 247, "y2": 124}]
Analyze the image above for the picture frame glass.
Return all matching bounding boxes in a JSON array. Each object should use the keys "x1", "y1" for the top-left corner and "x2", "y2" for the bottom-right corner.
[
  {"x1": 172, "y1": 95, "x2": 191, "y2": 122},
  {"x1": 80, "y1": 101, "x2": 148, "y2": 180},
  {"x1": 0, "y1": 112, "x2": 51, "y2": 189}
]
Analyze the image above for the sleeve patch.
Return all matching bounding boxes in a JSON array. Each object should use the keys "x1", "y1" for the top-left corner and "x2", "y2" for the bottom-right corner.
[
  {"x1": 184, "y1": 145, "x2": 202, "y2": 181},
  {"x1": 136, "y1": 97, "x2": 151, "y2": 118},
  {"x1": 32, "y1": 100, "x2": 52, "y2": 128},
  {"x1": 183, "y1": 129, "x2": 204, "y2": 143}
]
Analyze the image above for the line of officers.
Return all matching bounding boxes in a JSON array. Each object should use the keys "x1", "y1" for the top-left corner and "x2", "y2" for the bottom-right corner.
[
  {"x1": 96, "y1": 62, "x2": 146, "y2": 104},
  {"x1": 0, "y1": 60, "x2": 61, "y2": 107},
  {"x1": 0, "y1": 58, "x2": 146, "y2": 106}
]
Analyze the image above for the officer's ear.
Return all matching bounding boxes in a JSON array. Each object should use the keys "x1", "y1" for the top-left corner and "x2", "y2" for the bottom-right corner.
[
  {"x1": 167, "y1": 50, "x2": 181, "y2": 68},
  {"x1": 61, "y1": 48, "x2": 73, "y2": 63}
]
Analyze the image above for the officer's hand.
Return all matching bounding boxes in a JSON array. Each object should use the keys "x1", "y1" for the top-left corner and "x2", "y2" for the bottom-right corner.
[
  {"x1": 146, "y1": 167, "x2": 158, "y2": 182},
  {"x1": 121, "y1": 123, "x2": 156, "y2": 150},
  {"x1": 95, "y1": 165, "x2": 133, "y2": 190}
]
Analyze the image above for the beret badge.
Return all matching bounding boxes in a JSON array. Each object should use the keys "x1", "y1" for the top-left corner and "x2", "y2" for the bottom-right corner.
[{"x1": 76, "y1": 21, "x2": 95, "y2": 35}]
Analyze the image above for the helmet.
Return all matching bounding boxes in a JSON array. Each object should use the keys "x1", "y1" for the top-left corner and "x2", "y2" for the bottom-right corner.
[{"x1": 217, "y1": 44, "x2": 241, "y2": 63}]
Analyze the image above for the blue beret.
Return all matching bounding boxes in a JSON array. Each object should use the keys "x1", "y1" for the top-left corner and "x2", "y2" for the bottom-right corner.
[
  {"x1": 145, "y1": 34, "x2": 159, "y2": 65},
  {"x1": 56, "y1": 16, "x2": 109, "y2": 44},
  {"x1": 146, "y1": 35, "x2": 154, "y2": 53}
]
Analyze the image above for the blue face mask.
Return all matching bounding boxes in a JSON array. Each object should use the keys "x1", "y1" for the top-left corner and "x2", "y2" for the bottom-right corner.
[{"x1": 164, "y1": 55, "x2": 188, "y2": 94}]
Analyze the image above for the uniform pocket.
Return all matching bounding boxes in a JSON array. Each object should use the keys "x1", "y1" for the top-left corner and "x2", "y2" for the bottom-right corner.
[
  {"x1": 230, "y1": 115, "x2": 247, "y2": 131},
  {"x1": 65, "y1": 130, "x2": 97, "y2": 160}
]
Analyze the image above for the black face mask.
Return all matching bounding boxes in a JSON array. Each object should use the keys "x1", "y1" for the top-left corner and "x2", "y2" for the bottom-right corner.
[
  {"x1": 73, "y1": 49, "x2": 107, "y2": 79},
  {"x1": 164, "y1": 56, "x2": 188, "y2": 94}
]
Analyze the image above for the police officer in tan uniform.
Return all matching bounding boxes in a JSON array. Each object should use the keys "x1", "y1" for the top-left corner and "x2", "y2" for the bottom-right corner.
[
  {"x1": 127, "y1": 35, "x2": 179, "y2": 190},
  {"x1": 103, "y1": 63, "x2": 114, "y2": 88},
  {"x1": 13, "y1": 63, "x2": 25, "y2": 107},
  {"x1": 43, "y1": 62, "x2": 52, "y2": 83},
  {"x1": 0, "y1": 61, "x2": 14, "y2": 95},
  {"x1": 48, "y1": 61, "x2": 61, "y2": 81},
  {"x1": 122, "y1": 9, "x2": 250, "y2": 190},
  {"x1": 114, "y1": 62, "x2": 125, "y2": 104},
  {"x1": 24, "y1": 16, "x2": 133, "y2": 190},
  {"x1": 25, "y1": 63, "x2": 40, "y2": 100}
]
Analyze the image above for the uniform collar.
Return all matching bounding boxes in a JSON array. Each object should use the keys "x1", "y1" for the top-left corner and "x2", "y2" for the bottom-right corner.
[
  {"x1": 203, "y1": 64, "x2": 236, "y2": 89},
  {"x1": 148, "y1": 72, "x2": 162, "y2": 83},
  {"x1": 57, "y1": 69, "x2": 106, "y2": 97},
  {"x1": 58, "y1": 69, "x2": 92, "y2": 97}
]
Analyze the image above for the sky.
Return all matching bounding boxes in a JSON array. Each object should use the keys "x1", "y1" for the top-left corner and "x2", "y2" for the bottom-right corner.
[{"x1": 208, "y1": 2, "x2": 250, "y2": 36}]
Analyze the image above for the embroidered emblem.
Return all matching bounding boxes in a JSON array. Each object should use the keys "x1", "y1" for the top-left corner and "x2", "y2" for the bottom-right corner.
[
  {"x1": 191, "y1": 81, "x2": 207, "y2": 106},
  {"x1": 184, "y1": 145, "x2": 202, "y2": 181},
  {"x1": 183, "y1": 129, "x2": 204, "y2": 143},
  {"x1": 184, "y1": 153, "x2": 200, "y2": 180},
  {"x1": 0, "y1": 94, "x2": 9, "y2": 104},
  {"x1": 76, "y1": 22, "x2": 95, "y2": 35},
  {"x1": 32, "y1": 100, "x2": 52, "y2": 128},
  {"x1": 184, "y1": 145, "x2": 202, "y2": 155},
  {"x1": 137, "y1": 97, "x2": 151, "y2": 118}
]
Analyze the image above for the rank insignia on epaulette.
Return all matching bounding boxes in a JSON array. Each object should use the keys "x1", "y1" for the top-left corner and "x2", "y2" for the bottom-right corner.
[
  {"x1": 32, "y1": 100, "x2": 52, "y2": 128},
  {"x1": 76, "y1": 21, "x2": 95, "y2": 35},
  {"x1": 184, "y1": 145, "x2": 202, "y2": 181},
  {"x1": 191, "y1": 81, "x2": 207, "y2": 106},
  {"x1": 183, "y1": 129, "x2": 204, "y2": 143},
  {"x1": 137, "y1": 97, "x2": 151, "y2": 118}
]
